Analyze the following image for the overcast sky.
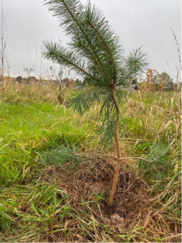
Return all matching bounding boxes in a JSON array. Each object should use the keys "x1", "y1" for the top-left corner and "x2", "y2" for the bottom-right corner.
[{"x1": 2, "y1": 0, "x2": 181, "y2": 81}]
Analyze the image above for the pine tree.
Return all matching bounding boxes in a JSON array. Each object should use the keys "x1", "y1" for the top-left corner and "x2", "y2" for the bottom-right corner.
[{"x1": 43, "y1": 0, "x2": 148, "y2": 206}]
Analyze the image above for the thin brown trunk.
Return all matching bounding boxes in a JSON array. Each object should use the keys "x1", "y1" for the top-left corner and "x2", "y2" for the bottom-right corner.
[{"x1": 108, "y1": 89, "x2": 121, "y2": 206}]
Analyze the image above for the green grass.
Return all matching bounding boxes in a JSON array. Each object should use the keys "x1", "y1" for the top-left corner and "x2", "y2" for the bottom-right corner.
[
  {"x1": 0, "y1": 97, "x2": 98, "y2": 241},
  {"x1": 0, "y1": 87, "x2": 181, "y2": 242},
  {"x1": 0, "y1": 100, "x2": 92, "y2": 186}
]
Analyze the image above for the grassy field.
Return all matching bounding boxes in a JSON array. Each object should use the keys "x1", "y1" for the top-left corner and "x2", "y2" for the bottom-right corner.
[{"x1": 0, "y1": 82, "x2": 181, "y2": 242}]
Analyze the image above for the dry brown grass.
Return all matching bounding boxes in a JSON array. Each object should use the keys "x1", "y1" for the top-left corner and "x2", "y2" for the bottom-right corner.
[
  {"x1": 41, "y1": 154, "x2": 181, "y2": 242},
  {"x1": 0, "y1": 80, "x2": 71, "y2": 104}
]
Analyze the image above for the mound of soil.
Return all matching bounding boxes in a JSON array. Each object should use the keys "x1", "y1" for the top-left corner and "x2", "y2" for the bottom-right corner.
[
  {"x1": 43, "y1": 157, "x2": 147, "y2": 229},
  {"x1": 42, "y1": 157, "x2": 181, "y2": 242}
]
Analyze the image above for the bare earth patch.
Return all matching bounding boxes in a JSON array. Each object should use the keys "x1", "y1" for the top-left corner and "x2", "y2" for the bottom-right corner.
[{"x1": 42, "y1": 157, "x2": 181, "y2": 242}]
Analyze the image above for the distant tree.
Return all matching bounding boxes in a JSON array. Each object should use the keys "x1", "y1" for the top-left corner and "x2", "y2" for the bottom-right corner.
[
  {"x1": 16, "y1": 76, "x2": 22, "y2": 83},
  {"x1": 156, "y1": 72, "x2": 174, "y2": 91},
  {"x1": 140, "y1": 69, "x2": 174, "y2": 92},
  {"x1": 43, "y1": 0, "x2": 148, "y2": 206}
]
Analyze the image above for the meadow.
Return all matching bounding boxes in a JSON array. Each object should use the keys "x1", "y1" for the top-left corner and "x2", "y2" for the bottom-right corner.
[{"x1": 0, "y1": 81, "x2": 181, "y2": 242}]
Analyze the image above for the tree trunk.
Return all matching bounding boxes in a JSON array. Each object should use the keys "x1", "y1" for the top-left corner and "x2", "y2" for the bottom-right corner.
[{"x1": 108, "y1": 89, "x2": 121, "y2": 206}]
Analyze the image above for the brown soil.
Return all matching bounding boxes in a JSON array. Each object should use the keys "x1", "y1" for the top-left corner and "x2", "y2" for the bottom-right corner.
[{"x1": 42, "y1": 157, "x2": 181, "y2": 242}]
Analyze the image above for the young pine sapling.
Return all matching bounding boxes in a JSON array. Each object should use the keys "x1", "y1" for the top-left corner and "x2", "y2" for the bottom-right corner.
[{"x1": 43, "y1": 0, "x2": 148, "y2": 206}]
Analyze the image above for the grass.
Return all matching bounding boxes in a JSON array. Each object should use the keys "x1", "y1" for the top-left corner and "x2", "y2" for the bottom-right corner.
[
  {"x1": 0, "y1": 99, "x2": 91, "y2": 185},
  {"x1": 0, "y1": 82, "x2": 181, "y2": 242}
]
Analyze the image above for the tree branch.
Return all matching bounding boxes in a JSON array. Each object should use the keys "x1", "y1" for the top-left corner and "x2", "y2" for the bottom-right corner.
[
  {"x1": 49, "y1": 50, "x2": 97, "y2": 81},
  {"x1": 88, "y1": 21, "x2": 117, "y2": 83},
  {"x1": 116, "y1": 63, "x2": 136, "y2": 86},
  {"x1": 61, "y1": 0, "x2": 108, "y2": 82},
  {"x1": 79, "y1": 43, "x2": 108, "y2": 82}
]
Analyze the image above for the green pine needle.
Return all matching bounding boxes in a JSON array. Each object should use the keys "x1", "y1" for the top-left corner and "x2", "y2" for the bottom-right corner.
[{"x1": 43, "y1": 0, "x2": 148, "y2": 144}]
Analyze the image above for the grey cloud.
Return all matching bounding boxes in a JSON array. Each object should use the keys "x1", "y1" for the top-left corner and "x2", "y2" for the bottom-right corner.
[{"x1": 2, "y1": 0, "x2": 181, "y2": 80}]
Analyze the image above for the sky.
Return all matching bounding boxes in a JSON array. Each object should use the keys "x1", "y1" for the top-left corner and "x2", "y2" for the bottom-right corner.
[{"x1": 1, "y1": 0, "x2": 181, "y2": 81}]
